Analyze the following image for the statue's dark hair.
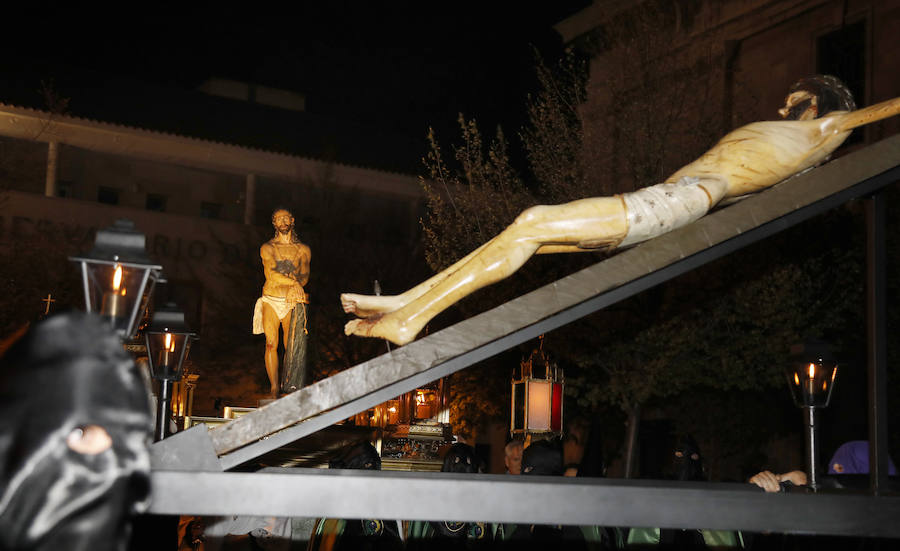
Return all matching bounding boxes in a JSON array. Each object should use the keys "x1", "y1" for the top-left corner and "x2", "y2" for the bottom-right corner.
[{"x1": 786, "y1": 75, "x2": 856, "y2": 119}]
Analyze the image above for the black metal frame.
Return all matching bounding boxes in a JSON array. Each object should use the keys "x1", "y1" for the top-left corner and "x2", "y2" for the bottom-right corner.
[{"x1": 149, "y1": 135, "x2": 900, "y2": 537}]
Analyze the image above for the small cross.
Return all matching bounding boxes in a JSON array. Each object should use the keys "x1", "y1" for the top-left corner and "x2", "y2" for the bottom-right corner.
[{"x1": 42, "y1": 294, "x2": 56, "y2": 315}]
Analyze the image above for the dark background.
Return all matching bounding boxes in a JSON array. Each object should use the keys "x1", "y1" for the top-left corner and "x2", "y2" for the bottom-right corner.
[{"x1": 1, "y1": 2, "x2": 589, "y2": 172}]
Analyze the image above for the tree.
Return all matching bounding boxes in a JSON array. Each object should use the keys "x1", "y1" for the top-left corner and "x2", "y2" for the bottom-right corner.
[{"x1": 418, "y1": 1, "x2": 877, "y2": 475}]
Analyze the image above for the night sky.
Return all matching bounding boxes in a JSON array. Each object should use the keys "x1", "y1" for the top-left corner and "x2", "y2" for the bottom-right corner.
[{"x1": 1, "y1": 2, "x2": 589, "y2": 172}]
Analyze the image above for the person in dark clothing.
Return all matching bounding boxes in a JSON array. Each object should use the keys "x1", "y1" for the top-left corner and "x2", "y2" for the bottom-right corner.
[
  {"x1": 405, "y1": 443, "x2": 489, "y2": 548},
  {"x1": 307, "y1": 442, "x2": 402, "y2": 551},
  {"x1": 0, "y1": 312, "x2": 154, "y2": 551}
]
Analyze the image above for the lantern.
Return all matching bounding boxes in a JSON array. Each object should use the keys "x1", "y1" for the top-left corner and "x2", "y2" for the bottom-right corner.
[
  {"x1": 69, "y1": 219, "x2": 162, "y2": 339},
  {"x1": 786, "y1": 339, "x2": 839, "y2": 490},
  {"x1": 511, "y1": 338, "x2": 564, "y2": 437},
  {"x1": 145, "y1": 302, "x2": 196, "y2": 440}
]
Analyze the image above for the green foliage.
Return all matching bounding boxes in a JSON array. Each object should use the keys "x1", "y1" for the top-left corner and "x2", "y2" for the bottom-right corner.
[{"x1": 421, "y1": 118, "x2": 533, "y2": 274}]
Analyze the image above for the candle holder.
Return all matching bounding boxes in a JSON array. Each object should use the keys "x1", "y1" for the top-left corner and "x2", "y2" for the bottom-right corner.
[
  {"x1": 145, "y1": 302, "x2": 196, "y2": 441},
  {"x1": 786, "y1": 339, "x2": 839, "y2": 490}
]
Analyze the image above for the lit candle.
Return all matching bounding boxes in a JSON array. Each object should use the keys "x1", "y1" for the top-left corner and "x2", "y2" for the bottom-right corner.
[
  {"x1": 101, "y1": 265, "x2": 127, "y2": 318},
  {"x1": 157, "y1": 332, "x2": 175, "y2": 368},
  {"x1": 807, "y1": 362, "x2": 816, "y2": 401}
]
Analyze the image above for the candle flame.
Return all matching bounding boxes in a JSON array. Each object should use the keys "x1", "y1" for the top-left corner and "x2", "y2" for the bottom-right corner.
[
  {"x1": 808, "y1": 363, "x2": 816, "y2": 379},
  {"x1": 164, "y1": 333, "x2": 173, "y2": 352},
  {"x1": 112, "y1": 265, "x2": 123, "y2": 291},
  {"x1": 793, "y1": 372, "x2": 800, "y2": 385}
]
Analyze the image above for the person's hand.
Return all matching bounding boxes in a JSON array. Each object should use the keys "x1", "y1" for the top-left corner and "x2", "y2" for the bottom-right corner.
[
  {"x1": 778, "y1": 470, "x2": 807, "y2": 487},
  {"x1": 286, "y1": 285, "x2": 307, "y2": 304},
  {"x1": 749, "y1": 470, "x2": 781, "y2": 493}
]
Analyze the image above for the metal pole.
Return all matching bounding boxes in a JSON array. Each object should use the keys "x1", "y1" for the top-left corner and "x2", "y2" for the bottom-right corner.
[
  {"x1": 865, "y1": 192, "x2": 889, "y2": 494},
  {"x1": 156, "y1": 380, "x2": 173, "y2": 442},
  {"x1": 804, "y1": 407, "x2": 818, "y2": 490},
  {"x1": 623, "y1": 404, "x2": 641, "y2": 479}
]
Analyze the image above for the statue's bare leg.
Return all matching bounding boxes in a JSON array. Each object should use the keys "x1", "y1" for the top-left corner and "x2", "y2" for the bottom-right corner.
[
  {"x1": 262, "y1": 304, "x2": 282, "y2": 397},
  {"x1": 345, "y1": 197, "x2": 627, "y2": 345},
  {"x1": 341, "y1": 240, "x2": 495, "y2": 317}
]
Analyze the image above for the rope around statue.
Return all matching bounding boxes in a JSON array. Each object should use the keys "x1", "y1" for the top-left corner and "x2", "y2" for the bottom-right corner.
[{"x1": 341, "y1": 75, "x2": 900, "y2": 346}]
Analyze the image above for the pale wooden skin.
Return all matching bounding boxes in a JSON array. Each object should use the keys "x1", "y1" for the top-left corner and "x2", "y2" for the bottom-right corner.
[
  {"x1": 261, "y1": 209, "x2": 311, "y2": 396},
  {"x1": 343, "y1": 95, "x2": 900, "y2": 346}
]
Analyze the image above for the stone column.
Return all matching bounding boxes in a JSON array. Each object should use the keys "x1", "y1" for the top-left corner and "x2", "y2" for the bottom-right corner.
[
  {"x1": 244, "y1": 173, "x2": 257, "y2": 225},
  {"x1": 45, "y1": 141, "x2": 59, "y2": 197}
]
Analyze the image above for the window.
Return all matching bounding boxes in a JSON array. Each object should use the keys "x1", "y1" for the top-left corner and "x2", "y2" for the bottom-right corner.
[
  {"x1": 57, "y1": 180, "x2": 73, "y2": 198},
  {"x1": 200, "y1": 201, "x2": 221, "y2": 219},
  {"x1": 146, "y1": 193, "x2": 167, "y2": 212},
  {"x1": 97, "y1": 186, "x2": 119, "y2": 205}
]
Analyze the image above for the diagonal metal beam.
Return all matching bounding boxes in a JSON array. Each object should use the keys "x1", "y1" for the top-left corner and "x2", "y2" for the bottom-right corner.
[{"x1": 166, "y1": 134, "x2": 900, "y2": 467}]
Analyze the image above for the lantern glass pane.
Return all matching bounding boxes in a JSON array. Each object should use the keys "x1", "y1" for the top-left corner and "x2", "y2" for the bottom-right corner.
[
  {"x1": 83, "y1": 261, "x2": 151, "y2": 337},
  {"x1": 551, "y1": 382, "x2": 563, "y2": 432},
  {"x1": 513, "y1": 382, "x2": 526, "y2": 431},
  {"x1": 527, "y1": 380, "x2": 552, "y2": 431},
  {"x1": 785, "y1": 361, "x2": 838, "y2": 408},
  {"x1": 147, "y1": 332, "x2": 188, "y2": 380}
]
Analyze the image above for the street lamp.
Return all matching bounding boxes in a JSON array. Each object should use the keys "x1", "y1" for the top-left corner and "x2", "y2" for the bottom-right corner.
[
  {"x1": 145, "y1": 302, "x2": 196, "y2": 441},
  {"x1": 511, "y1": 337, "x2": 564, "y2": 438},
  {"x1": 69, "y1": 219, "x2": 162, "y2": 339},
  {"x1": 786, "y1": 339, "x2": 839, "y2": 490}
]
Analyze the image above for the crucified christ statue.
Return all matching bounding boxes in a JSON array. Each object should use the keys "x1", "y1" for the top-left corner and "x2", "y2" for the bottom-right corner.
[{"x1": 342, "y1": 75, "x2": 900, "y2": 346}]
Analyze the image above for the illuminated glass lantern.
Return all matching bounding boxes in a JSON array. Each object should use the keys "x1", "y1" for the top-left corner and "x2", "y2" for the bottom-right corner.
[
  {"x1": 785, "y1": 339, "x2": 839, "y2": 490},
  {"x1": 786, "y1": 340, "x2": 839, "y2": 408},
  {"x1": 145, "y1": 302, "x2": 196, "y2": 440},
  {"x1": 69, "y1": 219, "x2": 162, "y2": 339},
  {"x1": 511, "y1": 340, "x2": 564, "y2": 436}
]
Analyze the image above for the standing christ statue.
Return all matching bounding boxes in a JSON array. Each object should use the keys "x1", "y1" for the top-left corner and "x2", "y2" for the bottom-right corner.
[{"x1": 253, "y1": 208, "x2": 311, "y2": 397}]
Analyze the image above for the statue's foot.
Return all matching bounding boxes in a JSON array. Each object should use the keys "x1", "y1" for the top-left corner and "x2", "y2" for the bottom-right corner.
[
  {"x1": 344, "y1": 314, "x2": 418, "y2": 346},
  {"x1": 340, "y1": 293, "x2": 406, "y2": 318}
]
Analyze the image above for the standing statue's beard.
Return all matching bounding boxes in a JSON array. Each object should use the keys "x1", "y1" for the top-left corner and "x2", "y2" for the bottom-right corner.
[{"x1": 275, "y1": 224, "x2": 294, "y2": 238}]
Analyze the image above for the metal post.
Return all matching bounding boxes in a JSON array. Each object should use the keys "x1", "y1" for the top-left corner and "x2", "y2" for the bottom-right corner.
[
  {"x1": 156, "y1": 380, "x2": 173, "y2": 442},
  {"x1": 623, "y1": 404, "x2": 641, "y2": 479},
  {"x1": 244, "y1": 174, "x2": 256, "y2": 225},
  {"x1": 804, "y1": 407, "x2": 819, "y2": 490},
  {"x1": 45, "y1": 141, "x2": 58, "y2": 197},
  {"x1": 865, "y1": 192, "x2": 889, "y2": 494}
]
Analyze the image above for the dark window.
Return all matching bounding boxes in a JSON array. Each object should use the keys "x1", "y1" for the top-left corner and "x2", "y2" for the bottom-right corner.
[
  {"x1": 57, "y1": 180, "x2": 73, "y2": 198},
  {"x1": 146, "y1": 193, "x2": 167, "y2": 212},
  {"x1": 817, "y1": 21, "x2": 866, "y2": 145},
  {"x1": 97, "y1": 186, "x2": 119, "y2": 205},
  {"x1": 200, "y1": 201, "x2": 221, "y2": 219}
]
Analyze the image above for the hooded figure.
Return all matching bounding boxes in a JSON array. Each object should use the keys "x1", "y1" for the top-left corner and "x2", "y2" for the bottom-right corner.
[
  {"x1": 669, "y1": 434, "x2": 705, "y2": 482},
  {"x1": 521, "y1": 439, "x2": 564, "y2": 477},
  {"x1": 0, "y1": 312, "x2": 153, "y2": 551},
  {"x1": 827, "y1": 441, "x2": 898, "y2": 475}
]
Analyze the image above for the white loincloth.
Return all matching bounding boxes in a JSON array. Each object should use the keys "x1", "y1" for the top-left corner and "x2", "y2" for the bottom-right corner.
[
  {"x1": 252, "y1": 295, "x2": 296, "y2": 334},
  {"x1": 618, "y1": 175, "x2": 728, "y2": 248}
]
